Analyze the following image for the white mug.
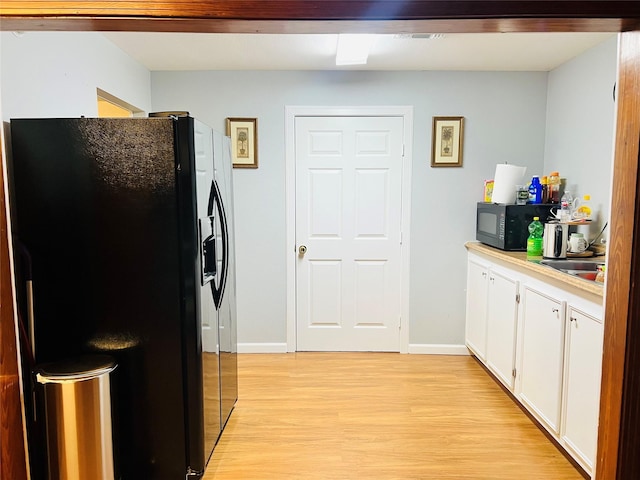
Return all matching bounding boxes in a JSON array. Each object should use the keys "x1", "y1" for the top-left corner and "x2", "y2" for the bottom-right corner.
[{"x1": 569, "y1": 233, "x2": 588, "y2": 253}]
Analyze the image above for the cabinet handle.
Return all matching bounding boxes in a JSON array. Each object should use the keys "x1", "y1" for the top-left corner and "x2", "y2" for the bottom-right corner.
[
  {"x1": 482, "y1": 272, "x2": 487, "y2": 278},
  {"x1": 570, "y1": 317, "x2": 577, "y2": 323},
  {"x1": 552, "y1": 308, "x2": 559, "y2": 313}
]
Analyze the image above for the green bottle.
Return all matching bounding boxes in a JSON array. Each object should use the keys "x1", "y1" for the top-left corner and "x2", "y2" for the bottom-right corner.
[{"x1": 527, "y1": 216, "x2": 544, "y2": 257}]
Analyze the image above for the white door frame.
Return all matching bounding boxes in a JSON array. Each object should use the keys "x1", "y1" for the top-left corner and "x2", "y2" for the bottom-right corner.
[{"x1": 285, "y1": 105, "x2": 413, "y2": 353}]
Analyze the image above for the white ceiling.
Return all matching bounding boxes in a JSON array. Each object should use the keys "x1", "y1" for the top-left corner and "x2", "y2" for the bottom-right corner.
[{"x1": 102, "y1": 32, "x2": 615, "y2": 72}]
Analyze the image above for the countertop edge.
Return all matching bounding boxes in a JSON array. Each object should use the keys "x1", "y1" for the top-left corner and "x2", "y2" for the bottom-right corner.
[{"x1": 465, "y1": 241, "x2": 605, "y2": 298}]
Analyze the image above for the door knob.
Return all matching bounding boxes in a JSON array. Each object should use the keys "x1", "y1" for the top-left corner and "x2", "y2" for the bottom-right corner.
[{"x1": 298, "y1": 245, "x2": 307, "y2": 255}]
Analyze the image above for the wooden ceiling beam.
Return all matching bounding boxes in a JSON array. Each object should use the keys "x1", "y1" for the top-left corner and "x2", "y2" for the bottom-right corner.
[
  {"x1": 1, "y1": 1, "x2": 639, "y2": 33},
  {"x1": 1, "y1": 17, "x2": 638, "y2": 33},
  {"x1": 1, "y1": 1, "x2": 640, "y2": 19}
]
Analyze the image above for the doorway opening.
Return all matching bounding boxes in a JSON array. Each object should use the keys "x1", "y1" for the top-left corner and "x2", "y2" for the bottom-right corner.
[{"x1": 96, "y1": 88, "x2": 143, "y2": 118}]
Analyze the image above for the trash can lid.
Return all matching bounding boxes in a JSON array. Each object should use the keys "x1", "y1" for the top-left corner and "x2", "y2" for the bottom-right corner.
[{"x1": 35, "y1": 355, "x2": 117, "y2": 384}]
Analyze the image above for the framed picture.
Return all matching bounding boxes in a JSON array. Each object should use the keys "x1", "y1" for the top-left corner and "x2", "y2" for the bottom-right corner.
[
  {"x1": 226, "y1": 117, "x2": 258, "y2": 168},
  {"x1": 431, "y1": 116, "x2": 464, "y2": 167}
]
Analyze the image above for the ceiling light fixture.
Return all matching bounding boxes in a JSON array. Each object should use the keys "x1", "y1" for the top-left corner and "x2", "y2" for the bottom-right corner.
[{"x1": 336, "y1": 34, "x2": 377, "y2": 66}]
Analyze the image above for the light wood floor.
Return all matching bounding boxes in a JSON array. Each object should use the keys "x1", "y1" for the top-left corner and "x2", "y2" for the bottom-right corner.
[{"x1": 204, "y1": 353, "x2": 583, "y2": 480}]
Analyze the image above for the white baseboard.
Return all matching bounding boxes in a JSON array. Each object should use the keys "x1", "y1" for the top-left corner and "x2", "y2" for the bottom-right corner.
[
  {"x1": 237, "y1": 342, "x2": 289, "y2": 354},
  {"x1": 408, "y1": 344, "x2": 470, "y2": 355}
]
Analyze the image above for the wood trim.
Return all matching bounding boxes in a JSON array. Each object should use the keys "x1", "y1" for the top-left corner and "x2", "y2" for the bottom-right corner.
[
  {"x1": 1, "y1": 0, "x2": 640, "y2": 19},
  {"x1": 0, "y1": 17, "x2": 639, "y2": 34},
  {"x1": 1, "y1": 1, "x2": 640, "y2": 33},
  {"x1": 0, "y1": 3, "x2": 639, "y2": 480},
  {"x1": 596, "y1": 30, "x2": 640, "y2": 480},
  {"x1": 1, "y1": 127, "x2": 28, "y2": 480}
]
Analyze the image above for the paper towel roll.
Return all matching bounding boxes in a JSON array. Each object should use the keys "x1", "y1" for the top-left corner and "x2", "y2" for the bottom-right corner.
[{"x1": 491, "y1": 164, "x2": 527, "y2": 204}]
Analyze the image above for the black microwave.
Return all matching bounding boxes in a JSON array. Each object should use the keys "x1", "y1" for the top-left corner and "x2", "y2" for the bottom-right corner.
[{"x1": 476, "y1": 202, "x2": 558, "y2": 251}]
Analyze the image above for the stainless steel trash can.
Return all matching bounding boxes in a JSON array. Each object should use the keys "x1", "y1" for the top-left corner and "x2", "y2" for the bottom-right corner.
[{"x1": 35, "y1": 355, "x2": 117, "y2": 480}]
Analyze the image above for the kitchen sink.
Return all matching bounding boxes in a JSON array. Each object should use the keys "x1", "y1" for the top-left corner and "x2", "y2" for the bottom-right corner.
[
  {"x1": 539, "y1": 260, "x2": 601, "y2": 271},
  {"x1": 539, "y1": 259, "x2": 604, "y2": 282}
]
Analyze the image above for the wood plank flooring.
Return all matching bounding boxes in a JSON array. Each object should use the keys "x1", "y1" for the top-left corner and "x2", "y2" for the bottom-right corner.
[{"x1": 204, "y1": 353, "x2": 583, "y2": 480}]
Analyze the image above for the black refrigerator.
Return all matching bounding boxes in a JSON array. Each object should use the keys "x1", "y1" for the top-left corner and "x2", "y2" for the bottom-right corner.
[{"x1": 9, "y1": 115, "x2": 238, "y2": 479}]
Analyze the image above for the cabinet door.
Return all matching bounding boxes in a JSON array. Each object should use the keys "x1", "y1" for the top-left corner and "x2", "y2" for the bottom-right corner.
[
  {"x1": 486, "y1": 270, "x2": 518, "y2": 390},
  {"x1": 519, "y1": 286, "x2": 565, "y2": 433},
  {"x1": 465, "y1": 258, "x2": 489, "y2": 360},
  {"x1": 561, "y1": 307, "x2": 604, "y2": 473}
]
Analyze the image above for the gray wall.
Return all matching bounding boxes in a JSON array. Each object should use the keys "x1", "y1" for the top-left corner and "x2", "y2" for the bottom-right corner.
[
  {"x1": 0, "y1": 32, "x2": 152, "y2": 119},
  {"x1": 1, "y1": 32, "x2": 616, "y2": 350},
  {"x1": 544, "y1": 36, "x2": 617, "y2": 240},
  {"x1": 150, "y1": 70, "x2": 549, "y2": 347}
]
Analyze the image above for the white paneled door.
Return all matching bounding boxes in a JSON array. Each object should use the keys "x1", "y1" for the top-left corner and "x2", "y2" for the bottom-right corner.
[{"x1": 295, "y1": 116, "x2": 404, "y2": 351}]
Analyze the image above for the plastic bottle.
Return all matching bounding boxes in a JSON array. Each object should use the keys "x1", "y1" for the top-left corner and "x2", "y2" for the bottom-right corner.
[
  {"x1": 595, "y1": 265, "x2": 606, "y2": 283},
  {"x1": 573, "y1": 194, "x2": 593, "y2": 220},
  {"x1": 560, "y1": 190, "x2": 574, "y2": 222},
  {"x1": 527, "y1": 216, "x2": 544, "y2": 257},
  {"x1": 528, "y1": 176, "x2": 542, "y2": 204},
  {"x1": 548, "y1": 171, "x2": 561, "y2": 203},
  {"x1": 541, "y1": 176, "x2": 549, "y2": 204}
]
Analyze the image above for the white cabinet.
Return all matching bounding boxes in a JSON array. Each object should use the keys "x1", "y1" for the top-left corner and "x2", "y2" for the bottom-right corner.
[
  {"x1": 465, "y1": 257, "x2": 489, "y2": 360},
  {"x1": 561, "y1": 307, "x2": 604, "y2": 472},
  {"x1": 465, "y1": 255, "x2": 519, "y2": 390},
  {"x1": 519, "y1": 286, "x2": 566, "y2": 433},
  {"x1": 465, "y1": 248, "x2": 604, "y2": 477},
  {"x1": 486, "y1": 270, "x2": 519, "y2": 390}
]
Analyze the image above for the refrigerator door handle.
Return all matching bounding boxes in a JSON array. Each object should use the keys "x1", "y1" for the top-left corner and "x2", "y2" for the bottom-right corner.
[
  {"x1": 209, "y1": 179, "x2": 229, "y2": 310},
  {"x1": 26, "y1": 279, "x2": 36, "y2": 359},
  {"x1": 16, "y1": 242, "x2": 36, "y2": 362}
]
